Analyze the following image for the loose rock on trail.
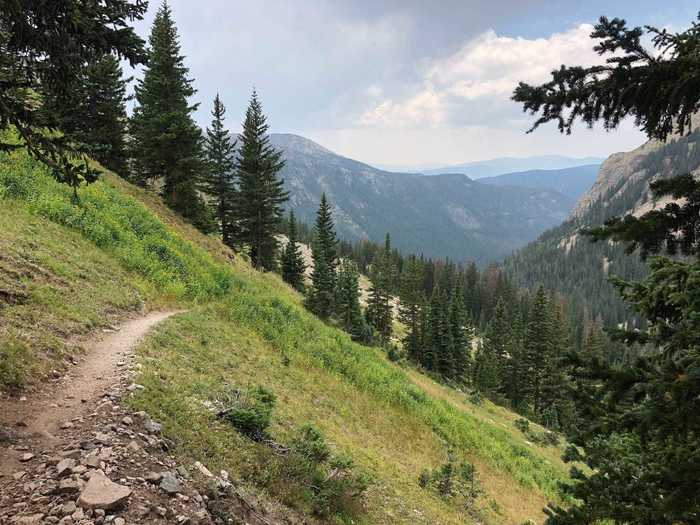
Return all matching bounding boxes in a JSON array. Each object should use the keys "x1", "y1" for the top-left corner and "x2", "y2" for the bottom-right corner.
[{"x1": 0, "y1": 312, "x2": 216, "y2": 524}]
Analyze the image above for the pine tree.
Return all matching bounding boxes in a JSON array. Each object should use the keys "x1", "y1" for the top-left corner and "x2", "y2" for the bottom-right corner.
[
  {"x1": 539, "y1": 301, "x2": 570, "y2": 430},
  {"x1": 399, "y1": 256, "x2": 424, "y2": 363},
  {"x1": 484, "y1": 298, "x2": 510, "y2": 391},
  {"x1": 55, "y1": 54, "x2": 131, "y2": 176},
  {"x1": 336, "y1": 260, "x2": 370, "y2": 343},
  {"x1": 422, "y1": 287, "x2": 441, "y2": 371},
  {"x1": 521, "y1": 286, "x2": 553, "y2": 413},
  {"x1": 281, "y1": 211, "x2": 306, "y2": 292},
  {"x1": 306, "y1": 195, "x2": 338, "y2": 318},
  {"x1": 203, "y1": 94, "x2": 238, "y2": 247},
  {"x1": 472, "y1": 340, "x2": 499, "y2": 394},
  {"x1": 234, "y1": 90, "x2": 288, "y2": 270},
  {"x1": 449, "y1": 279, "x2": 473, "y2": 383},
  {"x1": 130, "y1": 1, "x2": 210, "y2": 229},
  {"x1": 314, "y1": 193, "x2": 338, "y2": 274},
  {"x1": 366, "y1": 234, "x2": 394, "y2": 346},
  {"x1": 437, "y1": 289, "x2": 455, "y2": 378},
  {"x1": 463, "y1": 261, "x2": 480, "y2": 322},
  {"x1": 502, "y1": 312, "x2": 525, "y2": 408},
  {"x1": 0, "y1": 0, "x2": 147, "y2": 192},
  {"x1": 515, "y1": 17, "x2": 700, "y2": 518}
]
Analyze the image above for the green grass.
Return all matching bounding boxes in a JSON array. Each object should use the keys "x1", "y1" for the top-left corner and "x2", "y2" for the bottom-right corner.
[
  {"x1": 0, "y1": 143, "x2": 569, "y2": 523},
  {"x1": 0, "y1": 142, "x2": 233, "y2": 390},
  {"x1": 130, "y1": 276, "x2": 568, "y2": 524}
]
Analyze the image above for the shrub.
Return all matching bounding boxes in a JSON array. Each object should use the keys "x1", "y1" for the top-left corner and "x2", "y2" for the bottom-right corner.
[
  {"x1": 468, "y1": 389, "x2": 483, "y2": 405},
  {"x1": 292, "y1": 424, "x2": 330, "y2": 463},
  {"x1": 263, "y1": 424, "x2": 369, "y2": 519},
  {"x1": 218, "y1": 385, "x2": 276, "y2": 439},
  {"x1": 387, "y1": 344, "x2": 401, "y2": 362},
  {"x1": 514, "y1": 418, "x2": 531, "y2": 434},
  {"x1": 529, "y1": 429, "x2": 560, "y2": 447},
  {"x1": 0, "y1": 338, "x2": 31, "y2": 390},
  {"x1": 513, "y1": 417, "x2": 560, "y2": 447},
  {"x1": 418, "y1": 454, "x2": 481, "y2": 509}
]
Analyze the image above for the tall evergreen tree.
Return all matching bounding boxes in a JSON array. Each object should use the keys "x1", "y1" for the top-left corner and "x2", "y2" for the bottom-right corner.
[
  {"x1": 366, "y1": 234, "x2": 394, "y2": 346},
  {"x1": 399, "y1": 256, "x2": 425, "y2": 363},
  {"x1": 203, "y1": 94, "x2": 238, "y2": 247},
  {"x1": 449, "y1": 279, "x2": 473, "y2": 383},
  {"x1": 503, "y1": 312, "x2": 525, "y2": 408},
  {"x1": 54, "y1": 54, "x2": 131, "y2": 176},
  {"x1": 539, "y1": 301, "x2": 570, "y2": 430},
  {"x1": 484, "y1": 298, "x2": 510, "y2": 391},
  {"x1": 522, "y1": 286, "x2": 553, "y2": 412},
  {"x1": 313, "y1": 193, "x2": 338, "y2": 274},
  {"x1": 422, "y1": 287, "x2": 443, "y2": 372},
  {"x1": 130, "y1": 1, "x2": 210, "y2": 229},
  {"x1": 437, "y1": 289, "x2": 455, "y2": 378},
  {"x1": 306, "y1": 195, "x2": 338, "y2": 318},
  {"x1": 234, "y1": 90, "x2": 288, "y2": 270},
  {"x1": 472, "y1": 340, "x2": 499, "y2": 394},
  {"x1": 281, "y1": 211, "x2": 307, "y2": 292},
  {"x1": 336, "y1": 260, "x2": 370, "y2": 343}
]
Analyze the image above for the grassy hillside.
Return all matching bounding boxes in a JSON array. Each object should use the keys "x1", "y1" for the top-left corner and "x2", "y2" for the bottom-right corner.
[{"x1": 0, "y1": 147, "x2": 569, "y2": 524}]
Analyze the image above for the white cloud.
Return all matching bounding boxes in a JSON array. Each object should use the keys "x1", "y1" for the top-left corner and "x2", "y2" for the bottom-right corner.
[{"x1": 359, "y1": 23, "x2": 606, "y2": 128}]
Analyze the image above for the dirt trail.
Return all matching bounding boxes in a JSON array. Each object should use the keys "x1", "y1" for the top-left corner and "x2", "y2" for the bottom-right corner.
[{"x1": 0, "y1": 311, "x2": 180, "y2": 440}]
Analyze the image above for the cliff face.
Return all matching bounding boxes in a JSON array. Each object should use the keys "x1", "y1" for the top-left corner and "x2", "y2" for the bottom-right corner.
[
  {"x1": 571, "y1": 140, "x2": 661, "y2": 218},
  {"x1": 573, "y1": 117, "x2": 700, "y2": 221},
  {"x1": 505, "y1": 129, "x2": 700, "y2": 331}
]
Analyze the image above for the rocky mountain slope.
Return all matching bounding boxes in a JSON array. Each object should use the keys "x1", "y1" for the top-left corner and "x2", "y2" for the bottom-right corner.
[
  {"x1": 272, "y1": 134, "x2": 574, "y2": 264},
  {"x1": 479, "y1": 164, "x2": 600, "y2": 200},
  {"x1": 504, "y1": 130, "x2": 700, "y2": 333}
]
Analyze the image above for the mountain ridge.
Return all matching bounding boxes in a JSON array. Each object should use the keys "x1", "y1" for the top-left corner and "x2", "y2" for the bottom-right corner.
[
  {"x1": 270, "y1": 133, "x2": 575, "y2": 265},
  {"x1": 504, "y1": 130, "x2": 700, "y2": 335},
  {"x1": 391, "y1": 154, "x2": 605, "y2": 179},
  {"x1": 479, "y1": 164, "x2": 600, "y2": 200}
]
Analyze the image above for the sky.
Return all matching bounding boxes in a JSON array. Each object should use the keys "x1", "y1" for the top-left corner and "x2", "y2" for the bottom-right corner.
[{"x1": 128, "y1": 0, "x2": 699, "y2": 168}]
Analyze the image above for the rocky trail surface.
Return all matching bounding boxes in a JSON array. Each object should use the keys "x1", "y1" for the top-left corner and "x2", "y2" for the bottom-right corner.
[{"x1": 0, "y1": 312, "x2": 280, "y2": 525}]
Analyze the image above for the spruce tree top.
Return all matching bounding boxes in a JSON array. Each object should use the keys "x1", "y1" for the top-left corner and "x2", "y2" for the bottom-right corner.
[
  {"x1": 236, "y1": 90, "x2": 285, "y2": 177},
  {"x1": 204, "y1": 94, "x2": 237, "y2": 184},
  {"x1": 135, "y1": 1, "x2": 197, "y2": 113},
  {"x1": 314, "y1": 193, "x2": 338, "y2": 270}
]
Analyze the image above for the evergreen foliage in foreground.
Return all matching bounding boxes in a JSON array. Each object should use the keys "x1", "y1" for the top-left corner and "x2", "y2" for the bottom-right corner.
[
  {"x1": 0, "y1": 0, "x2": 147, "y2": 192},
  {"x1": 53, "y1": 54, "x2": 131, "y2": 177},
  {"x1": 234, "y1": 90, "x2": 288, "y2": 270},
  {"x1": 544, "y1": 174, "x2": 700, "y2": 524},
  {"x1": 515, "y1": 12, "x2": 700, "y2": 524},
  {"x1": 130, "y1": 1, "x2": 211, "y2": 230}
]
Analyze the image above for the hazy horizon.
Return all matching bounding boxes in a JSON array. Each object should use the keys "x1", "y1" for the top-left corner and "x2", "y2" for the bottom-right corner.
[{"x1": 128, "y1": 0, "x2": 697, "y2": 166}]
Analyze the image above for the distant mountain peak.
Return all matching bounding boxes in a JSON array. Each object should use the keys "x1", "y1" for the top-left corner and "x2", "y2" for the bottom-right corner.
[{"x1": 273, "y1": 133, "x2": 576, "y2": 264}]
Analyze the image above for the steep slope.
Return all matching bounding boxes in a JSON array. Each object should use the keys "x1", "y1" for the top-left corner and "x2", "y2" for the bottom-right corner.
[
  {"x1": 418, "y1": 155, "x2": 604, "y2": 178},
  {"x1": 504, "y1": 130, "x2": 700, "y2": 334},
  {"x1": 0, "y1": 146, "x2": 569, "y2": 523},
  {"x1": 272, "y1": 134, "x2": 573, "y2": 265},
  {"x1": 479, "y1": 164, "x2": 600, "y2": 200}
]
